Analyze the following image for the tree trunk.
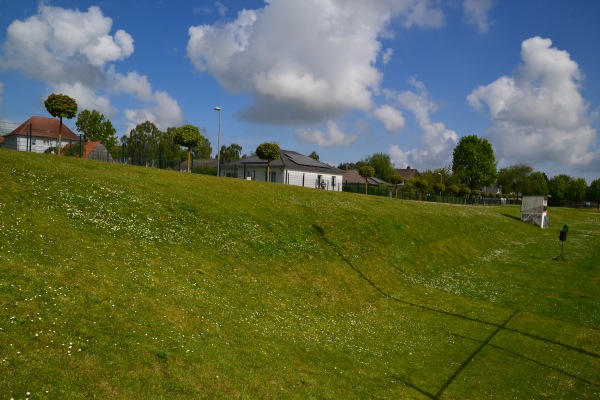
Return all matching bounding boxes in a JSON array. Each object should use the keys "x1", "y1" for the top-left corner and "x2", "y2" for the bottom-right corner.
[
  {"x1": 267, "y1": 160, "x2": 271, "y2": 182},
  {"x1": 187, "y1": 148, "x2": 191, "y2": 173},
  {"x1": 57, "y1": 117, "x2": 63, "y2": 155}
]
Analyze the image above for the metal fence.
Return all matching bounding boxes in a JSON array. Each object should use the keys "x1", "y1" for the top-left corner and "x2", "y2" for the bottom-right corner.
[{"x1": 342, "y1": 182, "x2": 521, "y2": 206}]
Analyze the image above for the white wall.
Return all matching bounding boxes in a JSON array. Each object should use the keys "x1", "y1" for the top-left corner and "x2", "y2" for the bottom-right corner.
[
  {"x1": 2, "y1": 135, "x2": 59, "y2": 153},
  {"x1": 223, "y1": 165, "x2": 342, "y2": 191},
  {"x1": 285, "y1": 171, "x2": 342, "y2": 191}
]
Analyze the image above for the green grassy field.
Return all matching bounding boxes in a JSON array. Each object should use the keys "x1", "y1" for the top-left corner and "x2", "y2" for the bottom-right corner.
[{"x1": 1, "y1": 148, "x2": 599, "y2": 399}]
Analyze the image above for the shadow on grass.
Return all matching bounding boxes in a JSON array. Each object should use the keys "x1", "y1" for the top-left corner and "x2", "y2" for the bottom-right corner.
[
  {"x1": 501, "y1": 213, "x2": 522, "y2": 222},
  {"x1": 311, "y1": 223, "x2": 600, "y2": 399}
]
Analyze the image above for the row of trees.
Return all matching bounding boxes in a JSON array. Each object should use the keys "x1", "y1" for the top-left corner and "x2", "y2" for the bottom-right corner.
[
  {"x1": 45, "y1": 93, "x2": 256, "y2": 173},
  {"x1": 346, "y1": 135, "x2": 497, "y2": 197},
  {"x1": 43, "y1": 93, "x2": 288, "y2": 180},
  {"x1": 44, "y1": 93, "x2": 247, "y2": 169},
  {"x1": 343, "y1": 135, "x2": 600, "y2": 207},
  {"x1": 44, "y1": 93, "x2": 597, "y2": 205}
]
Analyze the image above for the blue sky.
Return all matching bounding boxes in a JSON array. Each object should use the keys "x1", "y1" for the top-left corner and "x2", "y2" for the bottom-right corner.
[{"x1": 1, "y1": 0, "x2": 599, "y2": 182}]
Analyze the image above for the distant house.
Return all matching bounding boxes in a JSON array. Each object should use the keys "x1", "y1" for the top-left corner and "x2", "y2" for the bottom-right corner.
[
  {"x1": 341, "y1": 169, "x2": 392, "y2": 186},
  {"x1": 1, "y1": 116, "x2": 80, "y2": 154},
  {"x1": 222, "y1": 150, "x2": 345, "y2": 191},
  {"x1": 395, "y1": 166, "x2": 421, "y2": 181}
]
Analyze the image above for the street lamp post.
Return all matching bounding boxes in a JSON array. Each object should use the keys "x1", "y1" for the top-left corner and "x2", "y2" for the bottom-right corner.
[
  {"x1": 214, "y1": 106, "x2": 221, "y2": 177},
  {"x1": 438, "y1": 173, "x2": 443, "y2": 202}
]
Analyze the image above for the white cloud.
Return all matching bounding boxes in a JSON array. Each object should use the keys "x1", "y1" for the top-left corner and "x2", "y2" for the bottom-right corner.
[
  {"x1": 112, "y1": 73, "x2": 184, "y2": 131},
  {"x1": 187, "y1": 0, "x2": 446, "y2": 124},
  {"x1": 462, "y1": 0, "x2": 494, "y2": 33},
  {"x1": 215, "y1": 1, "x2": 228, "y2": 18},
  {"x1": 150, "y1": 91, "x2": 185, "y2": 130},
  {"x1": 402, "y1": 0, "x2": 445, "y2": 29},
  {"x1": 373, "y1": 104, "x2": 405, "y2": 132},
  {"x1": 0, "y1": 81, "x2": 4, "y2": 107},
  {"x1": 382, "y1": 48, "x2": 394, "y2": 65},
  {"x1": 388, "y1": 78, "x2": 457, "y2": 168},
  {"x1": 108, "y1": 67, "x2": 153, "y2": 101},
  {"x1": 296, "y1": 121, "x2": 358, "y2": 147},
  {"x1": 467, "y1": 36, "x2": 599, "y2": 170},
  {"x1": 83, "y1": 29, "x2": 134, "y2": 67},
  {"x1": 0, "y1": 5, "x2": 184, "y2": 135},
  {"x1": 0, "y1": 5, "x2": 133, "y2": 84},
  {"x1": 53, "y1": 81, "x2": 116, "y2": 118}
]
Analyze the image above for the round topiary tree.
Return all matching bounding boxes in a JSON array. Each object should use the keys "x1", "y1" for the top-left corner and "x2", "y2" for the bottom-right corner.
[
  {"x1": 358, "y1": 165, "x2": 375, "y2": 195},
  {"x1": 255, "y1": 142, "x2": 281, "y2": 182},
  {"x1": 414, "y1": 179, "x2": 429, "y2": 201},
  {"x1": 389, "y1": 174, "x2": 404, "y2": 198},
  {"x1": 459, "y1": 186, "x2": 471, "y2": 204},
  {"x1": 174, "y1": 124, "x2": 203, "y2": 173},
  {"x1": 44, "y1": 93, "x2": 78, "y2": 155},
  {"x1": 433, "y1": 182, "x2": 445, "y2": 202}
]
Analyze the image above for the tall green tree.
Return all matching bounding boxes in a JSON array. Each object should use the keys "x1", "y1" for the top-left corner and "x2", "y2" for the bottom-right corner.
[
  {"x1": 308, "y1": 151, "x2": 320, "y2": 160},
  {"x1": 588, "y1": 179, "x2": 600, "y2": 210},
  {"x1": 338, "y1": 162, "x2": 358, "y2": 171},
  {"x1": 159, "y1": 127, "x2": 186, "y2": 168},
  {"x1": 174, "y1": 125, "x2": 203, "y2": 173},
  {"x1": 358, "y1": 165, "x2": 375, "y2": 194},
  {"x1": 452, "y1": 135, "x2": 497, "y2": 190},
  {"x1": 548, "y1": 174, "x2": 572, "y2": 206},
  {"x1": 361, "y1": 153, "x2": 395, "y2": 182},
  {"x1": 193, "y1": 135, "x2": 213, "y2": 159},
  {"x1": 220, "y1": 143, "x2": 243, "y2": 163},
  {"x1": 566, "y1": 178, "x2": 588, "y2": 203},
  {"x1": 526, "y1": 171, "x2": 549, "y2": 195},
  {"x1": 75, "y1": 109, "x2": 117, "y2": 150},
  {"x1": 127, "y1": 121, "x2": 161, "y2": 165},
  {"x1": 496, "y1": 164, "x2": 533, "y2": 195},
  {"x1": 256, "y1": 142, "x2": 281, "y2": 182},
  {"x1": 44, "y1": 93, "x2": 78, "y2": 155}
]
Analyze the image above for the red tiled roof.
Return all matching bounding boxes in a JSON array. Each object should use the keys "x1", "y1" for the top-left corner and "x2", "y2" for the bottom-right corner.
[
  {"x1": 5, "y1": 116, "x2": 79, "y2": 141},
  {"x1": 62, "y1": 141, "x2": 103, "y2": 159},
  {"x1": 83, "y1": 141, "x2": 100, "y2": 158}
]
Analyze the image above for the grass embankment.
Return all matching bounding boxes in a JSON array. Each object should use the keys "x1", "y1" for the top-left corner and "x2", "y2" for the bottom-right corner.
[{"x1": 1, "y1": 149, "x2": 599, "y2": 399}]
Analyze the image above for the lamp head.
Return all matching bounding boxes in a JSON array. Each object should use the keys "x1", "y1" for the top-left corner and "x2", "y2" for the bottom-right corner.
[{"x1": 214, "y1": 106, "x2": 221, "y2": 111}]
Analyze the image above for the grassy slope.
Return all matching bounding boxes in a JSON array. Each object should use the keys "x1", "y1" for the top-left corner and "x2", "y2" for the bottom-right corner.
[{"x1": 1, "y1": 149, "x2": 599, "y2": 399}]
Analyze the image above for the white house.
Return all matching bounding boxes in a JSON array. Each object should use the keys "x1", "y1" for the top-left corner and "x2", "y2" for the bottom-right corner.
[
  {"x1": 1, "y1": 116, "x2": 80, "y2": 153},
  {"x1": 222, "y1": 150, "x2": 345, "y2": 191}
]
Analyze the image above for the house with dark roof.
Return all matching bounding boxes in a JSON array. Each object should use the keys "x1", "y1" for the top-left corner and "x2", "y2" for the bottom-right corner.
[
  {"x1": 222, "y1": 150, "x2": 345, "y2": 191},
  {"x1": 395, "y1": 166, "x2": 421, "y2": 180},
  {"x1": 1, "y1": 116, "x2": 80, "y2": 154},
  {"x1": 341, "y1": 169, "x2": 392, "y2": 186}
]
